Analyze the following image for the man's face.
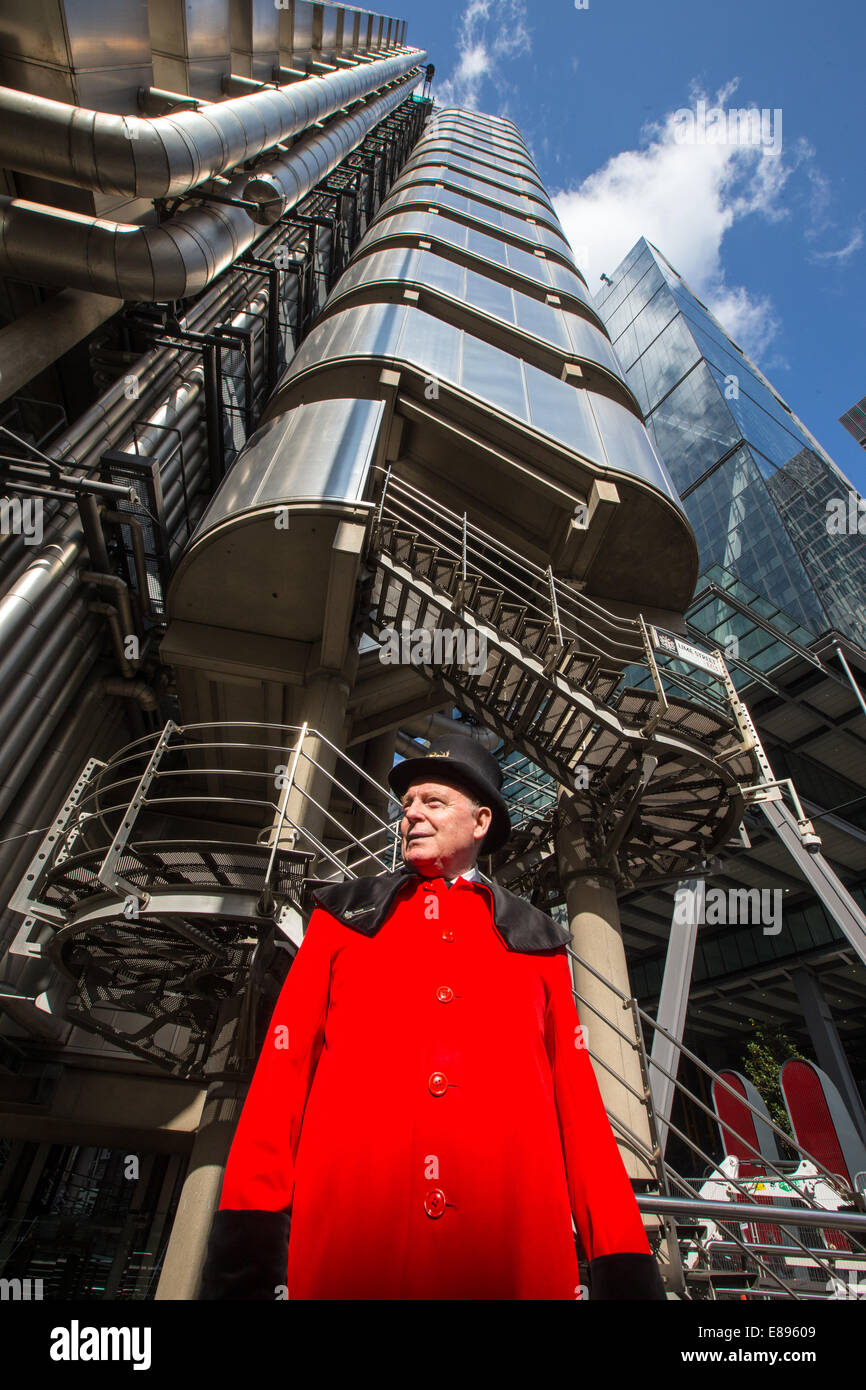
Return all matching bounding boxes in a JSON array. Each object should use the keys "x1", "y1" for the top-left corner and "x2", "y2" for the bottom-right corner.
[{"x1": 400, "y1": 777, "x2": 492, "y2": 878}]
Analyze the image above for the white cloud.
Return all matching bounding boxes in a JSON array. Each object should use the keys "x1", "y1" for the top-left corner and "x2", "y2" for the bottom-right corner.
[
  {"x1": 809, "y1": 229, "x2": 864, "y2": 263},
  {"x1": 435, "y1": 0, "x2": 531, "y2": 112},
  {"x1": 551, "y1": 82, "x2": 800, "y2": 363}
]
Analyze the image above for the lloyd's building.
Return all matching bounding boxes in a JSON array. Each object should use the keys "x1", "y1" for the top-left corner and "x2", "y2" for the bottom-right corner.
[{"x1": 0, "y1": 1, "x2": 863, "y2": 1301}]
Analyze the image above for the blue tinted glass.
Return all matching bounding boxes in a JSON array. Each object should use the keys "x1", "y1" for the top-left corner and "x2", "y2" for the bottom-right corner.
[
  {"x1": 465, "y1": 269, "x2": 516, "y2": 322},
  {"x1": 646, "y1": 362, "x2": 740, "y2": 492},
  {"x1": 467, "y1": 227, "x2": 508, "y2": 264},
  {"x1": 524, "y1": 365, "x2": 604, "y2": 465},
  {"x1": 636, "y1": 313, "x2": 701, "y2": 409},
  {"x1": 590, "y1": 394, "x2": 681, "y2": 501},
  {"x1": 707, "y1": 366, "x2": 804, "y2": 468},
  {"x1": 461, "y1": 333, "x2": 528, "y2": 418},
  {"x1": 682, "y1": 446, "x2": 826, "y2": 632}
]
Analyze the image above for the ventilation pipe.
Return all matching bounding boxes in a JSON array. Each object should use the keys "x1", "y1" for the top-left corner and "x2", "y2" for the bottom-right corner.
[
  {"x1": 397, "y1": 712, "x2": 500, "y2": 754},
  {"x1": 0, "y1": 48, "x2": 426, "y2": 199},
  {"x1": 0, "y1": 74, "x2": 422, "y2": 300}
]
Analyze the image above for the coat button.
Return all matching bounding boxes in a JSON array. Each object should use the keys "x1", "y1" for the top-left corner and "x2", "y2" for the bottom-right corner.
[
  {"x1": 441, "y1": 928, "x2": 455, "y2": 942},
  {"x1": 428, "y1": 1071, "x2": 448, "y2": 1096},
  {"x1": 424, "y1": 1188, "x2": 447, "y2": 1218},
  {"x1": 435, "y1": 986, "x2": 454, "y2": 1003}
]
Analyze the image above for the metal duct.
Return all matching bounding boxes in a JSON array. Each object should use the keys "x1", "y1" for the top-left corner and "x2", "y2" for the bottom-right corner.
[
  {"x1": 399, "y1": 713, "x2": 500, "y2": 751},
  {"x1": 0, "y1": 75, "x2": 422, "y2": 300},
  {"x1": 0, "y1": 47, "x2": 425, "y2": 198}
]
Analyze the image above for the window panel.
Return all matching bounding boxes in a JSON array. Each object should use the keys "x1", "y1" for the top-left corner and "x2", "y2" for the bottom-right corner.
[{"x1": 461, "y1": 333, "x2": 528, "y2": 417}]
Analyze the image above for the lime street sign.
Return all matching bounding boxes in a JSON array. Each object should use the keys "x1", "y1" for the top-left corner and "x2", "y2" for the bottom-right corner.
[{"x1": 650, "y1": 626, "x2": 725, "y2": 677}]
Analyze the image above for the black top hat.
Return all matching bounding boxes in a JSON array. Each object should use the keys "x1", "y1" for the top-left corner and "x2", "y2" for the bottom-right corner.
[{"x1": 388, "y1": 734, "x2": 511, "y2": 855}]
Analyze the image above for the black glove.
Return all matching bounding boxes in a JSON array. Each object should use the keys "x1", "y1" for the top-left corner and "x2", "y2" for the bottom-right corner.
[
  {"x1": 197, "y1": 1210, "x2": 291, "y2": 1300},
  {"x1": 588, "y1": 1252, "x2": 667, "y2": 1299}
]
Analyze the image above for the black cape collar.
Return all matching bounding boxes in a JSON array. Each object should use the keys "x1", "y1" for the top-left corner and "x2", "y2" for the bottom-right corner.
[{"x1": 311, "y1": 867, "x2": 571, "y2": 954}]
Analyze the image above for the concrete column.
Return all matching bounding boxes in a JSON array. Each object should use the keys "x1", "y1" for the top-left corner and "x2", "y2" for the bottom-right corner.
[
  {"x1": 555, "y1": 819, "x2": 657, "y2": 1185},
  {"x1": 287, "y1": 671, "x2": 351, "y2": 848},
  {"x1": 792, "y1": 966, "x2": 866, "y2": 1144},
  {"x1": 355, "y1": 729, "x2": 397, "y2": 873},
  {"x1": 155, "y1": 996, "x2": 246, "y2": 1301},
  {"x1": 157, "y1": 672, "x2": 354, "y2": 1297},
  {"x1": 263, "y1": 670, "x2": 352, "y2": 858}
]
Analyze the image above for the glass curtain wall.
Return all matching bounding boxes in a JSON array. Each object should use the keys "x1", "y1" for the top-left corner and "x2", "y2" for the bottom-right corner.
[{"x1": 595, "y1": 238, "x2": 866, "y2": 646}]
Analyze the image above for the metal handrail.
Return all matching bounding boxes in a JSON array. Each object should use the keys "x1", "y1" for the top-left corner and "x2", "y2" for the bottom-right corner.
[
  {"x1": 566, "y1": 939, "x2": 858, "y2": 1206},
  {"x1": 639, "y1": 1194, "x2": 866, "y2": 1232},
  {"x1": 370, "y1": 465, "x2": 647, "y2": 656}
]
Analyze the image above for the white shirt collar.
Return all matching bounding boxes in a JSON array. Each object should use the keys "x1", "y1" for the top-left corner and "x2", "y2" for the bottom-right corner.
[{"x1": 446, "y1": 863, "x2": 482, "y2": 886}]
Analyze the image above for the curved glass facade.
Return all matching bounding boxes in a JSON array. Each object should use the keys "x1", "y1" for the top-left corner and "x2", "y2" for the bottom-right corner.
[
  {"x1": 398, "y1": 153, "x2": 555, "y2": 207},
  {"x1": 325, "y1": 245, "x2": 624, "y2": 379},
  {"x1": 184, "y1": 107, "x2": 695, "y2": 613},
  {"x1": 389, "y1": 165, "x2": 557, "y2": 224},
  {"x1": 279, "y1": 299, "x2": 680, "y2": 503},
  {"x1": 373, "y1": 185, "x2": 575, "y2": 262},
  {"x1": 402, "y1": 139, "x2": 546, "y2": 191},
  {"x1": 192, "y1": 397, "x2": 383, "y2": 536},
  {"x1": 356, "y1": 209, "x2": 593, "y2": 302}
]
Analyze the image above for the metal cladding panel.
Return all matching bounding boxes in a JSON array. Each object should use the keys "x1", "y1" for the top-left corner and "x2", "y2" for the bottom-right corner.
[
  {"x1": 0, "y1": 0, "x2": 72, "y2": 68},
  {"x1": 61, "y1": 0, "x2": 152, "y2": 70},
  {"x1": 190, "y1": 396, "x2": 384, "y2": 540},
  {"x1": 185, "y1": 56, "x2": 233, "y2": 101},
  {"x1": 291, "y1": 0, "x2": 315, "y2": 63},
  {"x1": 74, "y1": 64, "x2": 157, "y2": 113},
  {"x1": 340, "y1": 9, "x2": 360, "y2": 53},
  {"x1": 230, "y1": 0, "x2": 252, "y2": 50},
  {"x1": 0, "y1": 54, "x2": 79, "y2": 102},
  {"x1": 320, "y1": 4, "x2": 338, "y2": 58},
  {"x1": 0, "y1": 0, "x2": 152, "y2": 71},
  {"x1": 183, "y1": 0, "x2": 232, "y2": 58},
  {"x1": 147, "y1": 0, "x2": 187, "y2": 54},
  {"x1": 250, "y1": 0, "x2": 281, "y2": 54}
]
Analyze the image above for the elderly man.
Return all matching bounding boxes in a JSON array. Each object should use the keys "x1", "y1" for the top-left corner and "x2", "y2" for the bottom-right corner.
[{"x1": 199, "y1": 734, "x2": 665, "y2": 1300}]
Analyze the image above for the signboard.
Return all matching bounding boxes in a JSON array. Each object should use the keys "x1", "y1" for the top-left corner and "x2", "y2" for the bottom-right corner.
[{"x1": 650, "y1": 625, "x2": 725, "y2": 678}]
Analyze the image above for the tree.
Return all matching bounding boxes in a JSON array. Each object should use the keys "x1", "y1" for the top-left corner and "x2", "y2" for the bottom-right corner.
[{"x1": 740, "y1": 1020, "x2": 805, "y2": 1137}]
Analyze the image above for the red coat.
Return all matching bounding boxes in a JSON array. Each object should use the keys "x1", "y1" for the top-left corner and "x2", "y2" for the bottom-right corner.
[{"x1": 205, "y1": 871, "x2": 664, "y2": 1300}]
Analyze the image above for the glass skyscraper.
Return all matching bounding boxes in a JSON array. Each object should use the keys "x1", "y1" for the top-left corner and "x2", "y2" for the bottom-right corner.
[{"x1": 595, "y1": 238, "x2": 866, "y2": 648}]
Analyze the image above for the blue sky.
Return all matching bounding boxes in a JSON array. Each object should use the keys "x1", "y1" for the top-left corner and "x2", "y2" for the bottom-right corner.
[{"x1": 400, "y1": 0, "x2": 866, "y2": 492}]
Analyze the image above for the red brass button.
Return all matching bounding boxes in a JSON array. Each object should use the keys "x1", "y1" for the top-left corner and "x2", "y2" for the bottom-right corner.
[
  {"x1": 428, "y1": 1071, "x2": 448, "y2": 1096},
  {"x1": 424, "y1": 1188, "x2": 447, "y2": 1218},
  {"x1": 441, "y1": 929, "x2": 455, "y2": 942},
  {"x1": 436, "y1": 986, "x2": 454, "y2": 1003}
]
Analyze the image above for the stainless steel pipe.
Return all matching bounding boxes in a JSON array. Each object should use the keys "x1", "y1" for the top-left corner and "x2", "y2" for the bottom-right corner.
[
  {"x1": 0, "y1": 50, "x2": 426, "y2": 198},
  {"x1": 0, "y1": 76, "x2": 421, "y2": 300}
]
